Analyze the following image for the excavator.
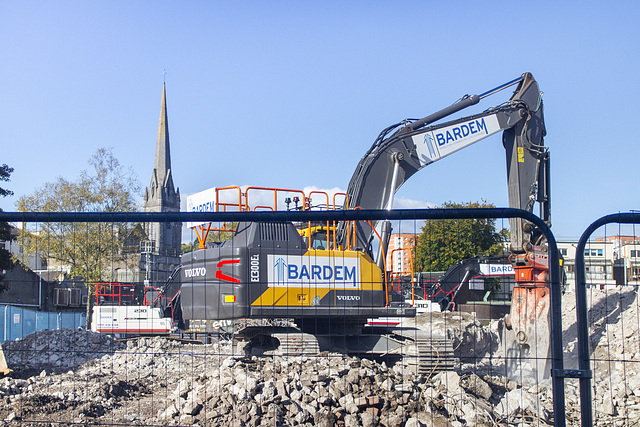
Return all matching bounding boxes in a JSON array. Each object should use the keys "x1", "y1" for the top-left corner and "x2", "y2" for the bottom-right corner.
[
  {"x1": 416, "y1": 254, "x2": 515, "y2": 313},
  {"x1": 174, "y1": 72, "x2": 552, "y2": 375}
]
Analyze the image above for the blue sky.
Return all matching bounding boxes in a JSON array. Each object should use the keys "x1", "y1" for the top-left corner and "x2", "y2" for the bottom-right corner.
[{"x1": 1, "y1": 1, "x2": 639, "y2": 240}]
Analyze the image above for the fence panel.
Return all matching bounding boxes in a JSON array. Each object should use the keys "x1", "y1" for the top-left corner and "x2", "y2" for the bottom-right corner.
[
  {"x1": 0, "y1": 209, "x2": 566, "y2": 426},
  {"x1": 35, "y1": 311, "x2": 52, "y2": 332},
  {"x1": 572, "y1": 213, "x2": 640, "y2": 426},
  {"x1": 0, "y1": 305, "x2": 86, "y2": 343}
]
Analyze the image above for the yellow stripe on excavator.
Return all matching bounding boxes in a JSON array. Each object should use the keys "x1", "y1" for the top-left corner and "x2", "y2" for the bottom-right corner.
[{"x1": 252, "y1": 286, "x2": 333, "y2": 307}]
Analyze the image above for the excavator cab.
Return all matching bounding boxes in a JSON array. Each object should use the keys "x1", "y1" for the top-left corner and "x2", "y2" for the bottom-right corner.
[{"x1": 298, "y1": 224, "x2": 335, "y2": 250}]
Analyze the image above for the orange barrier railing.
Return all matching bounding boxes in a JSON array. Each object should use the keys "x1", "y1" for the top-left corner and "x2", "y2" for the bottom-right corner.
[
  {"x1": 389, "y1": 247, "x2": 415, "y2": 306},
  {"x1": 191, "y1": 187, "x2": 356, "y2": 250}
]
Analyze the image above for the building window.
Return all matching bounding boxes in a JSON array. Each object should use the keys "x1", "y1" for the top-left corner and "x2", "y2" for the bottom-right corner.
[
  {"x1": 584, "y1": 249, "x2": 604, "y2": 257},
  {"x1": 560, "y1": 248, "x2": 568, "y2": 256},
  {"x1": 631, "y1": 250, "x2": 640, "y2": 258}
]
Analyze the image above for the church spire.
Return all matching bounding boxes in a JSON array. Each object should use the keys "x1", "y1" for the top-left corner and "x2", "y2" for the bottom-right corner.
[
  {"x1": 154, "y1": 82, "x2": 172, "y2": 188},
  {"x1": 143, "y1": 81, "x2": 181, "y2": 264}
]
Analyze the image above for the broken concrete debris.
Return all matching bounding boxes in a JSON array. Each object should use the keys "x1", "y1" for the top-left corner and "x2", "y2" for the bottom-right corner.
[{"x1": 0, "y1": 287, "x2": 637, "y2": 425}]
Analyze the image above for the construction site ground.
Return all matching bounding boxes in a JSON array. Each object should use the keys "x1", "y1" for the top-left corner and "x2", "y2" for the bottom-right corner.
[{"x1": 0, "y1": 286, "x2": 637, "y2": 426}]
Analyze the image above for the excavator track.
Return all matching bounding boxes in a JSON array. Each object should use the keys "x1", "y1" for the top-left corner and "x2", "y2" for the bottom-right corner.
[
  {"x1": 272, "y1": 332, "x2": 320, "y2": 356},
  {"x1": 234, "y1": 325, "x2": 320, "y2": 357},
  {"x1": 233, "y1": 323, "x2": 455, "y2": 375},
  {"x1": 391, "y1": 328, "x2": 455, "y2": 375},
  {"x1": 414, "y1": 335, "x2": 456, "y2": 375}
]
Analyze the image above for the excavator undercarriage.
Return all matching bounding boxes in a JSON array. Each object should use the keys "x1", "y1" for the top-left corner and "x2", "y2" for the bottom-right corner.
[{"x1": 233, "y1": 321, "x2": 455, "y2": 375}]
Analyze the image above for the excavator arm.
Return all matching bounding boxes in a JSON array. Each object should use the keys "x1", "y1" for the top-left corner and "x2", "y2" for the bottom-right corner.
[
  {"x1": 339, "y1": 72, "x2": 553, "y2": 381},
  {"x1": 338, "y1": 73, "x2": 549, "y2": 258}
]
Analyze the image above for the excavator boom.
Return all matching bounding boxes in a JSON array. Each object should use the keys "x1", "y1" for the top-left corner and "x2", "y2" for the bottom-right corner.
[
  {"x1": 338, "y1": 73, "x2": 548, "y2": 255},
  {"x1": 338, "y1": 72, "x2": 554, "y2": 381}
]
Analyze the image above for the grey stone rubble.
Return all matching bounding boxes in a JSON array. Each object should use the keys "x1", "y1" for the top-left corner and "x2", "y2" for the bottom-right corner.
[
  {"x1": 560, "y1": 286, "x2": 640, "y2": 425},
  {"x1": 2, "y1": 328, "x2": 126, "y2": 375},
  {"x1": 0, "y1": 286, "x2": 638, "y2": 426}
]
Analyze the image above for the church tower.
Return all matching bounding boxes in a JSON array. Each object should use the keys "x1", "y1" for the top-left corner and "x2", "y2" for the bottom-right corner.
[{"x1": 142, "y1": 83, "x2": 182, "y2": 282}]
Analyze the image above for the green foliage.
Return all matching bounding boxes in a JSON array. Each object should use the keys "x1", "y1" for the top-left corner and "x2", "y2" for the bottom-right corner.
[
  {"x1": 204, "y1": 223, "x2": 237, "y2": 244},
  {"x1": 181, "y1": 241, "x2": 197, "y2": 254},
  {"x1": 413, "y1": 201, "x2": 508, "y2": 272},
  {"x1": 0, "y1": 164, "x2": 14, "y2": 293},
  {"x1": 0, "y1": 164, "x2": 14, "y2": 198},
  {"x1": 16, "y1": 148, "x2": 141, "y2": 283},
  {"x1": 182, "y1": 223, "x2": 237, "y2": 254}
]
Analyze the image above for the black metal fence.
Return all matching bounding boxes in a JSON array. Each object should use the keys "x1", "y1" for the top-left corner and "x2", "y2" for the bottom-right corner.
[
  {"x1": 0, "y1": 208, "x2": 574, "y2": 426},
  {"x1": 573, "y1": 213, "x2": 640, "y2": 427}
]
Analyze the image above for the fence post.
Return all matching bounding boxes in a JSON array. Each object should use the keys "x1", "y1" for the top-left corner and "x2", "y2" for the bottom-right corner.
[
  {"x1": 2, "y1": 305, "x2": 7, "y2": 343},
  {"x1": 546, "y1": 227, "x2": 567, "y2": 427}
]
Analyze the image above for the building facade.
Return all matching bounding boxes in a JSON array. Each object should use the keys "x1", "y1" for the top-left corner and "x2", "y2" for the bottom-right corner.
[
  {"x1": 554, "y1": 236, "x2": 640, "y2": 289},
  {"x1": 386, "y1": 233, "x2": 417, "y2": 273},
  {"x1": 385, "y1": 231, "x2": 640, "y2": 290},
  {"x1": 558, "y1": 240, "x2": 613, "y2": 287}
]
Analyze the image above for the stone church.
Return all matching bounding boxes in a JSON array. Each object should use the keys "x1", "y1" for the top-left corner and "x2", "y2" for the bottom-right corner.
[{"x1": 141, "y1": 83, "x2": 182, "y2": 284}]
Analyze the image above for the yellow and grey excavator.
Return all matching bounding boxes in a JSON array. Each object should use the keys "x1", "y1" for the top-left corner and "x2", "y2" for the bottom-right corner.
[{"x1": 174, "y1": 73, "x2": 552, "y2": 375}]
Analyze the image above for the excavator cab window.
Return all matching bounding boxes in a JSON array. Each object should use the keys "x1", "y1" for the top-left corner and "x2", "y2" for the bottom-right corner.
[
  {"x1": 309, "y1": 228, "x2": 337, "y2": 250},
  {"x1": 310, "y1": 230, "x2": 328, "y2": 250}
]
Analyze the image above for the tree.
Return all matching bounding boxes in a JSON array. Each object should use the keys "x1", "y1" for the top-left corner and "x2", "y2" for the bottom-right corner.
[
  {"x1": 182, "y1": 223, "x2": 238, "y2": 254},
  {"x1": 0, "y1": 164, "x2": 14, "y2": 198},
  {"x1": 413, "y1": 201, "x2": 508, "y2": 272},
  {"x1": 0, "y1": 164, "x2": 15, "y2": 293},
  {"x1": 16, "y1": 148, "x2": 141, "y2": 327}
]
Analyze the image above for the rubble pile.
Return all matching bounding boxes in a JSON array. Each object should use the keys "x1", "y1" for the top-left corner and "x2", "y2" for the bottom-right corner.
[
  {"x1": 561, "y1": 286, "x2": 640, "y2": 424},
  {"x1": 415, "y1": 311, "x2": 498, "y2": 365},
  {"x1": 0, "y1": 335, "x2": 553, "y2": 426},
  {"x1": 2, "y1": 328, "x2": 125, "y2": 376},
  {"x1": 0, "y1": 287, "x2": 638, "y2": 426}
]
